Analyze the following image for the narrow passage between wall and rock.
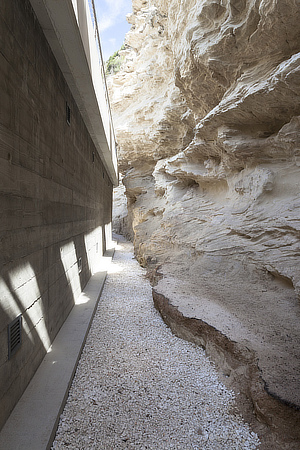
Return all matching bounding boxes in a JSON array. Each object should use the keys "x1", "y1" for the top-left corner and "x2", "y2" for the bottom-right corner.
[{"x1": 52, "y1": 236, "x2": 260, "y2": 450}]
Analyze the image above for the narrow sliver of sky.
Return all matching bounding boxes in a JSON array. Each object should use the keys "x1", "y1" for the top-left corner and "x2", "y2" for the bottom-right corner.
[{"x1": 94, "y1": 0, "x2": 132, "y2": 62}]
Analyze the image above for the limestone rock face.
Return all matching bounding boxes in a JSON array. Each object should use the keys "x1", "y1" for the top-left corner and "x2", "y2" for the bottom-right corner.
[{"x1": 109, "y1": 0, "x2": 300, "y2": 443}]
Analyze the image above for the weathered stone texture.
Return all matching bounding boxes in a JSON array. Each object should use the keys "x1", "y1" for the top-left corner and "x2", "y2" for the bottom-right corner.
[
  {"x1": 0, "y1": 0, "x2": 113, "y2": 430},
  {"x1": 109, "y1": 0, "x2": 300, "y2": 446}
]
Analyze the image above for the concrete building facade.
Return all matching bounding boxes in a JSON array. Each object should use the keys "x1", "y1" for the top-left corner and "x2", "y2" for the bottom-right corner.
[{"x1": 0, "y1": 0, "x2": 117, "y2": 430}]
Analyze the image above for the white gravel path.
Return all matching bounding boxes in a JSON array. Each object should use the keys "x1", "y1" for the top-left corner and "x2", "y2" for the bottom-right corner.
[{"x1": 52, "y1": 237, "x2": 260, "y2": 450}]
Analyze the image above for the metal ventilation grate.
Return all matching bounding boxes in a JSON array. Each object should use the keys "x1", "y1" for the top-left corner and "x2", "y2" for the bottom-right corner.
[{"x1": 8, "y1": 315, "x2": 22, "y2": 359}]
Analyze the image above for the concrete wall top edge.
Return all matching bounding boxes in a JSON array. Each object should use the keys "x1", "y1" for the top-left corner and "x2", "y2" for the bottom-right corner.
[{"x1": 29, "y1": 0, "x2": 118, "y2": 186}]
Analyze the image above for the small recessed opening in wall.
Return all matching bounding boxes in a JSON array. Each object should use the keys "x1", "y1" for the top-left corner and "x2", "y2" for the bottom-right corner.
[
  {"x1": 78, "y1": 257, "x2": 82, "y2": 274},
  {"x1": 96, "y1": 242, "x2": 98, "y2": 253},
  {"x1": 66, "y1": 102, "x2": 71, "y2": 125},
  {"x1": 8, "y1": 315, "x2": 22, "y2": 360}
]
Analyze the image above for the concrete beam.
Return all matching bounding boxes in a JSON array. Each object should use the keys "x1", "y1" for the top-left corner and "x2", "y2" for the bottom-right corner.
[{"x1": 29, "y1": 0, "x2": 118, "y2": 186}]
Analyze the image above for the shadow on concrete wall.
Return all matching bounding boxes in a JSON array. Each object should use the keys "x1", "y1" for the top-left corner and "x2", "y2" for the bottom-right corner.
[{"x1": 0, "y1": 220, "x2": 113, "y2": 430}]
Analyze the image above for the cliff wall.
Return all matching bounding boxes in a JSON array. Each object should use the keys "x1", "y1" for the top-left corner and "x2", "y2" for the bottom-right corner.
[{"x1": 109, "y1": 1, "x2": 300, "y2": 447}]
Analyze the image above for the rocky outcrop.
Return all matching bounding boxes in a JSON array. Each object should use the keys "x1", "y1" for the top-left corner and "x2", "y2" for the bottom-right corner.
[{"x1": 108, "y1": 1, "x2": 300, "y2": 447}]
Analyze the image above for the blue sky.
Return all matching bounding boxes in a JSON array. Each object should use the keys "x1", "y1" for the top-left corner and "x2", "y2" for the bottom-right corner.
[{"x1": 94, "y1": 0, "x2": 132, "y2": 61}]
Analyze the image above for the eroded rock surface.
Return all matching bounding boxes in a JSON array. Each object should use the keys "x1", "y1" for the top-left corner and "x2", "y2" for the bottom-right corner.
[{"x1": 108, "y1": 1, "x2": 300, "y2": 447}]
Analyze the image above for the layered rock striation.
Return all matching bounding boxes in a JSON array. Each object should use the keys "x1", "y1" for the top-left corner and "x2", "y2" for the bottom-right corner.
[{"x1": 109, "y1": 1, "x2": 300, "y2": 447}]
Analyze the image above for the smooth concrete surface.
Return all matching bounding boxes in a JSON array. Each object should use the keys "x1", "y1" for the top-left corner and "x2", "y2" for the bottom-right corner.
[
  {"x1": 0, "y1": 248, "x2": 114, "y2": 450},
  {"x1": 0, "y1": 0, "x2": 114, "y2": 428},
  {"x1": 29, "y1": 0, "x2": 118, "y2": 185}
]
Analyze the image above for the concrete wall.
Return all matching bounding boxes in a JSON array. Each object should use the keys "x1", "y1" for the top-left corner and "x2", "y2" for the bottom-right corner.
[{"x1": 0, "y1": 0, "x2": 113, "y2": 429}]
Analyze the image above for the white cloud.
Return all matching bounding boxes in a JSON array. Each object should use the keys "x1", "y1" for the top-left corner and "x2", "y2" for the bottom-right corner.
[
  {"x1": 94, "y1": 0, "x2": 132, "y2": 60},
  {"x1": 97, "y1": 0, "x2": 132, "y2": 32}
]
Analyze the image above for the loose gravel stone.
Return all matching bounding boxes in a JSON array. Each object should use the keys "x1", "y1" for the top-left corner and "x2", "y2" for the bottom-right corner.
[{"x1": 52, "y1": 237, "x2": 260, "y2": 449}]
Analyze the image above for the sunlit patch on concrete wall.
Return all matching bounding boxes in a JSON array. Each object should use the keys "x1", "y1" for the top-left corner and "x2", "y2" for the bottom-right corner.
[
  {"x1": 60, "y1": 242, "x2": 82, "y2": 303},
  {"x1": 8, "y1": 263, "x2": 51, "y2": 352},
  {"x1": 84, "y1": 226, "x2": 103, "y2": 275},
  {"x1": 0, "y1": 278, "x2": 20, "y2": 325},
  {"x1": 105, "y1": 222, "x2": 113, "y2": 249}
]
